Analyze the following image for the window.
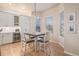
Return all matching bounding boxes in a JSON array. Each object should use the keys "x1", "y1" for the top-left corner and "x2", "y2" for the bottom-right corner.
[
  {"x1": 60, "y1": 12, "x2": 64, "y2": 36},
  {"x1": 35, "y1": 16, "x2": 40, "y2": 32},
  {"x1": 46, "y1": 16, "x2": 53, "y2": 32}
]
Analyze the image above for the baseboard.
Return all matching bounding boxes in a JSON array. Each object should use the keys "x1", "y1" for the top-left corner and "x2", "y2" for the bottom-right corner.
[
  {"x1": 64, "y1": 51, "x2": 78, "y2": 56},
  {"x1": 51, "y1": 40, "x2": 64, "y2": 48},
  {"x1": 50, "y1": 40, "x2": 58, "y2": 44},
  {"x1": 58, "y1": 42, "x2": 64, "y2": 48}
]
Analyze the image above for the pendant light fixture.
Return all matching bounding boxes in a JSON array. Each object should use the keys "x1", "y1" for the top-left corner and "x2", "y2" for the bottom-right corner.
[{"x1": 34, "y1": 3, "x2": 37, "y2": 17}]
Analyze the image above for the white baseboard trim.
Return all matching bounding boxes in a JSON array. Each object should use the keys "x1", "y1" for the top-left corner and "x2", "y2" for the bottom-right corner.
[
  {"x1": 58, "y1": 42, "x2": 64, "y2": 48},
  {"x1": 50, "y1": 41, "x2": 58, "y2": 44},
  {"x1": 64, "y1": 51, "x2": 78, "y2": 56},
  {"x1": 51, "y1": 40, "x2": 64, "y2": 48}
]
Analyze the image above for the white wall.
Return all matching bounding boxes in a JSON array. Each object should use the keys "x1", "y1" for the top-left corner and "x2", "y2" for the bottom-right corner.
[
  {"x1": 64, "y1": 3, "x2": 79, "y2": 55},
  {"x1": 32, "y1": 3, "x2": 79, "y2": 55},
  {"x1": 37, "y1": 4, "x2": 64, "y2": 47}
]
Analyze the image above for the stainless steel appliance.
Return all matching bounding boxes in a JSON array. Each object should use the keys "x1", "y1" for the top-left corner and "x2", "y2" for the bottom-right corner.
[{"x1": 13, "y1": 29, "x2": 21, "y2": 43}]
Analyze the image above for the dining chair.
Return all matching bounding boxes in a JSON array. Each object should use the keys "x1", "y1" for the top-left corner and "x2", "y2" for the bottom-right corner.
[
  {"x1": 37, "y1": 32, "x2": 51, "y2": 56},
  {"x1": 21, "y1": 33, "x2": 35, "y2": 56}
]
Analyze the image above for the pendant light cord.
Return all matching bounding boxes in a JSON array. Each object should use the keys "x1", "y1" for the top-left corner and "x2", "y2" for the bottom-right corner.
[{"x1": 34, "y1": 3, "x2": 36, "y2": 16}]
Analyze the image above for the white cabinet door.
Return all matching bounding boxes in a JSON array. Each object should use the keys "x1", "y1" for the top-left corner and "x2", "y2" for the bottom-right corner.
[
  {"x1": 0, "y1": 34, "x2": 2, "y2": 45},
  {"x1": 0, "y1": 12, "x2": 14, "y2": 26},
  {"x1": 2, "y1": 33, "x2": 13, "y2": 44}
]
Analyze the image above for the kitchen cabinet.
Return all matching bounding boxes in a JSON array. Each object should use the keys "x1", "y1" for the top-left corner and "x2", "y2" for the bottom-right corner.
[
  {"x1": 0, "y1": 33, "x2": 13, "y2": 45},
  {"x1": 2, "y1": 33, "x2": 13, "y2": 44},
  {"x1": 0, "y1": 12, "x2": 14, "y2": 44},
  {"x1": 0, "y1": 34, "x2": 2, "y2": 45},
  {"x1": 0, "y1": 11, "x2": 33, "y2": 44},
  {"x1": 0, "y1": 12, "x2": 14, "y2": 27}
]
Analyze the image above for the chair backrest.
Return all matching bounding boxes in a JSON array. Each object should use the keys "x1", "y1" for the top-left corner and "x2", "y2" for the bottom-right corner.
[
  {"x1": 43, "y1": 32, "x2": 49, "y2": 42},
  {"x1": 24, "y1": 33, "x2": 30, "y2": 41},
  {"x1": 21, "y1": 33, "x2": 31, "y2": 48}
]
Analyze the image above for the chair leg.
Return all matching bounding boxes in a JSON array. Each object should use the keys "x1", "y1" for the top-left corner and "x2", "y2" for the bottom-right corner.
[
  {"x1": 43, "y1": 43, "x2": 46, "y2": 56},
  {"x1": 48, "y1": 43, "x2": 51, "y2": 56},
  {"x1": 44, "y1": 43, "x2": 51, "y2": 56},
  {"x1": 39, "y1": 42, "x2": 41, "y2": 52},
  {"x1": 21, "y1": 42, "x2": 26, "y2": 56},
  {"x1": 32, "y1": 42, "x2": 34, "y2": 51},
  {"x1": 20, "y1": 46, "x2": 24, "y2": 56},
  {"x1": 25, "y1": 43, "x2": 27, "y2": 55},
  {"x1": 25, "y1": 43, "x2": 31, "y2": 56}
]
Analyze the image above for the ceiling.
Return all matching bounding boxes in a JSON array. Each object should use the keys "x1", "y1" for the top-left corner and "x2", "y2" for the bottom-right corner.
[
  {"x1": 32, "y1": 3, "x2": 58, "y2": 12},
  {"x1": 14, "y1": 3, "x2": 58, "y2": 12}
]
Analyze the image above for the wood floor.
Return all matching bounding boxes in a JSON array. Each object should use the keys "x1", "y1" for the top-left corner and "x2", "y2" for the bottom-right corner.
[{"x1": 0, "y1": 42, "x2": 64, "y2": 56}]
